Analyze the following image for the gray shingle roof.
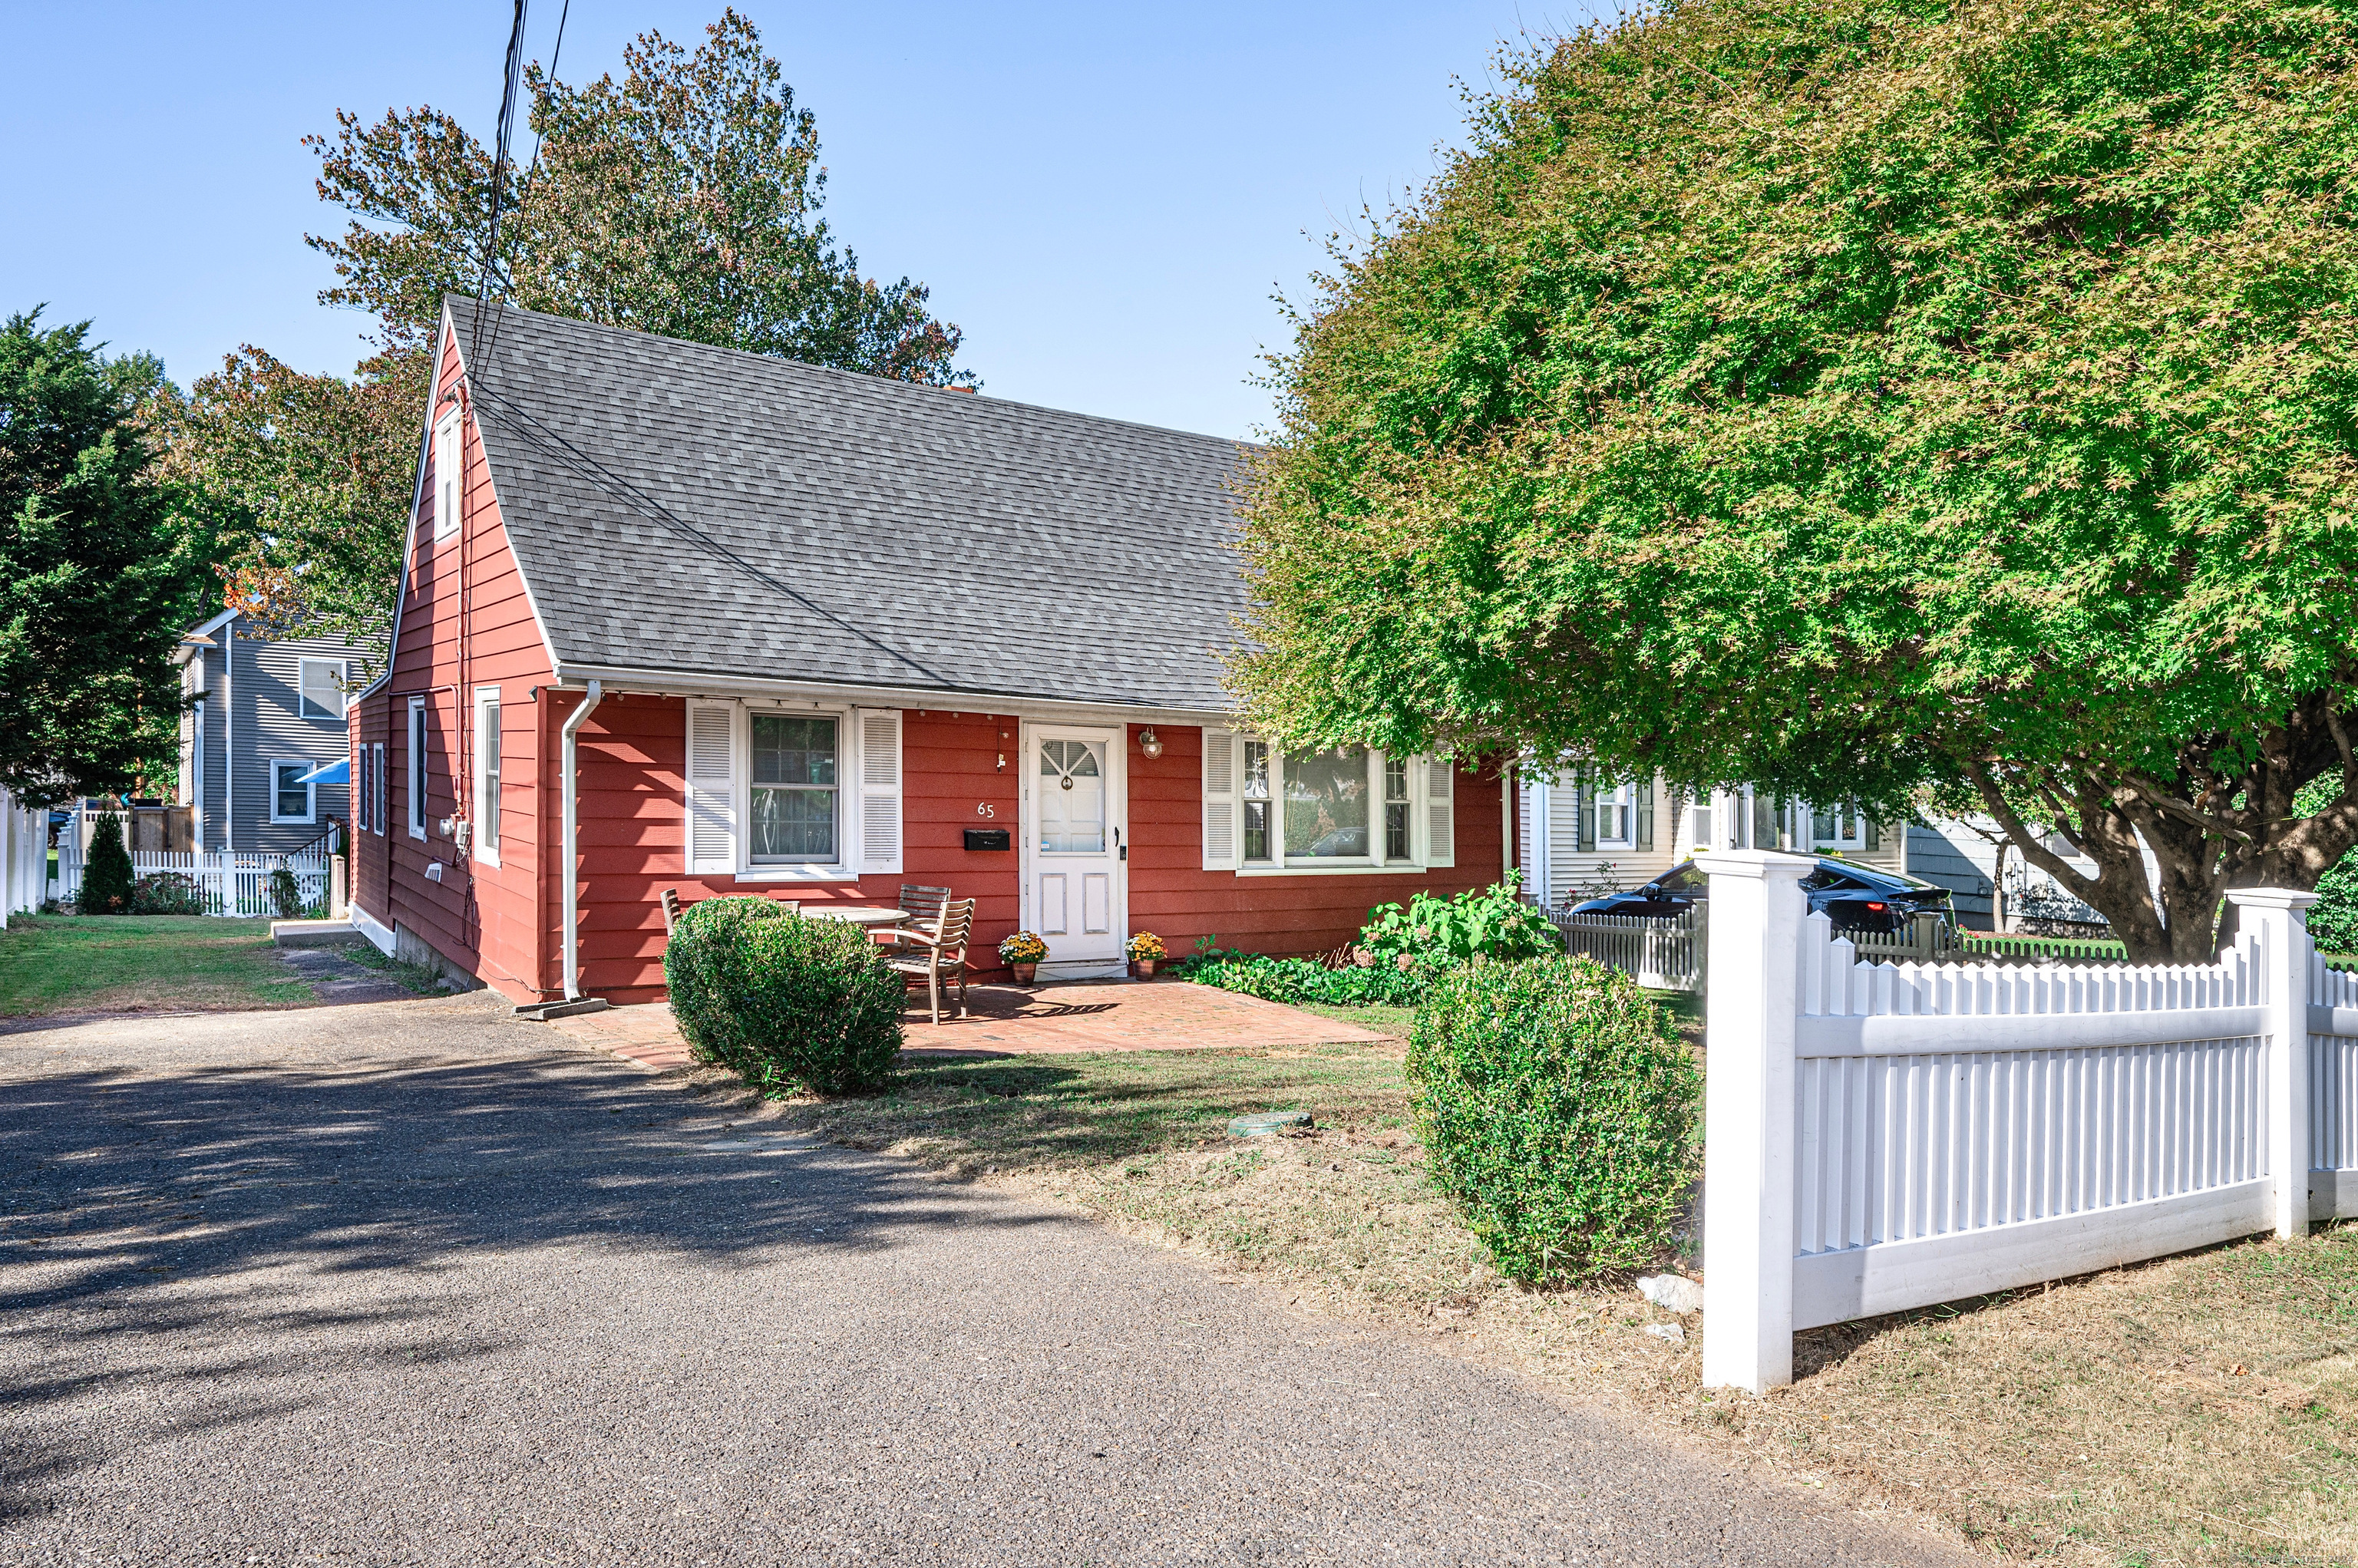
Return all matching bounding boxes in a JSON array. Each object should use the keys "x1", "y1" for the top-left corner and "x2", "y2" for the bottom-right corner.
[{"x1": 451, "y1": 298, "x2": 1253, "y2": 711}]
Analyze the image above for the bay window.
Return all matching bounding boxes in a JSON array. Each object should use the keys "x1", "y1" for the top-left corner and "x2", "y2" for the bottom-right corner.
[{"x1": 1219, "y1": 736, "x2": 1447, "y2": 872}]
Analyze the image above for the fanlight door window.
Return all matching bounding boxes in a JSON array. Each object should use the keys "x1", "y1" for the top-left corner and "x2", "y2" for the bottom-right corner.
[{"x1": 1039, "y1": 738, "x2": 1106, "y2": 853}]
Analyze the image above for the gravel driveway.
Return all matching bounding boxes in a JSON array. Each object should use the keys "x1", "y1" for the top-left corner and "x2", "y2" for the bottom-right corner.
[{"x1": 0, "y1": 996, "x2": 1963, "y2": 1566}]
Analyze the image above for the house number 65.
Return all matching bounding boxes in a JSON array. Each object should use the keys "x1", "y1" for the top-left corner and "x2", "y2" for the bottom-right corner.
[{"x1": 976, "y1": 803, "x2": 996, "y2": 819}]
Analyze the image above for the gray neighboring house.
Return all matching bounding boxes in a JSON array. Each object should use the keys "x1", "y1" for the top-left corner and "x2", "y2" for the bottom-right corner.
[{"x1": 174, "y1": 610, "x2": 379, "y2": 853}]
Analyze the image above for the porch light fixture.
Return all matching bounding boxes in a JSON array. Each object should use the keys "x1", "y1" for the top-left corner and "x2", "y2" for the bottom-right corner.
[{"x1": 1138, "y1": 727, "x2": 1164, "y2": 760}]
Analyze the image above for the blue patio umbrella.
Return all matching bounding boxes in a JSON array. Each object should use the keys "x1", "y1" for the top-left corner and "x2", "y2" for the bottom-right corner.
[{"x1": 293, "y1": 758, "x2": 350, "y2": 785}]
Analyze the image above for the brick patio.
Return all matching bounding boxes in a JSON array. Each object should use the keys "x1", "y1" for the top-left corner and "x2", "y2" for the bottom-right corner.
[{"x1": 543, "y1": 979, "x2": 1385, "y2": 1074}]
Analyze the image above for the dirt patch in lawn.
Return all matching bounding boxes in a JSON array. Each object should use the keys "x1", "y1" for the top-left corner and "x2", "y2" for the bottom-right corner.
[{"x1": 725, "y1": 1006, "x2": 2358, "y2": 1568}]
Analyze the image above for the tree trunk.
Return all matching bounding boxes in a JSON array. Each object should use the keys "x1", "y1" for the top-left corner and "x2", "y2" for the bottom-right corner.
[{"x1": 1963, "y1": 699, "x2": 2358, "y2": 963}]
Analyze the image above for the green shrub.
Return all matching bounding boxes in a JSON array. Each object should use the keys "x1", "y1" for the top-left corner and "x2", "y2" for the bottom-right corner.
[
  {"x1": 664, "y1": 896, "x2": 903, "y2": 1094},
  {"x1": 268, "y1": 866, "x2": 312, "y2": 919},
  {"x1": 130, "y1": 872, "x2": 206, "y2": 916},
  {"x1": 1359, "y1": 873, "x2": 1559, "y2": 967},
  {"x1": 1407, "y1": 954, "x2": 1700, "y2": 1282},
  {"x1": 1184, "y1": 951, "x2": 1434, "y2": 1007},
  {"x1": 78, "y1": 814, "x2": 134, "y2": 914}
]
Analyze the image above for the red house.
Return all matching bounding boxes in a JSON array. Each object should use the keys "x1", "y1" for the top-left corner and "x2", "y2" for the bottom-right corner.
[{"x1": 345, "y1": 299, "x2": 1515, "y2": 1006}]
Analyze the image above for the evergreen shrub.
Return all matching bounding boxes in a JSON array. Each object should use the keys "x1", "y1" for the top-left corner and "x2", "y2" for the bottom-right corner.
[
  {"x1": 664, "y1": 896, "x2": 902, "y2": 1094},
  {"x1": 78, "y1": 814, "x2": 134, "y2": 914},
  {"x1": 1407, "y1": 955, "x2": 1700, "y2": 1282}
]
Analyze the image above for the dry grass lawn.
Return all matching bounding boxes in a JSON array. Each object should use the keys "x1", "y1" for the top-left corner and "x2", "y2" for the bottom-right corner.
[
  {"x1": 741, "y1": 1015, "x2": 2358, "y2": 1567},
  {"x1": 0, "y1": 915, "x2": 315, "y2": 1016}
]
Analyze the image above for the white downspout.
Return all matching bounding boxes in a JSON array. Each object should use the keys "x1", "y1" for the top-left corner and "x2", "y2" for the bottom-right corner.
[
  {"x1": 223, "y1": 629, "x2": 234, "y2": 856},
  {"x1": 560, "y1": 679, "x2": 603, "y2": 1000}
]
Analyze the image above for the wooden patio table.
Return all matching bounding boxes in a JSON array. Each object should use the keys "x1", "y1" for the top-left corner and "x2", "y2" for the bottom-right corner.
[{"x1": 801, "y1": 906, "x2": 912, "y2": 930}]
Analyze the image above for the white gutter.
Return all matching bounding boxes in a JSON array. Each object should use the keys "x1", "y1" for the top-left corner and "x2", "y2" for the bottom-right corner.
[
  {"x1": 548, "y1": 661, "x2": 1231, "y2": 725},
  {"x1": 559, "y1": 678, "x2": 603, "y2": 1000}
]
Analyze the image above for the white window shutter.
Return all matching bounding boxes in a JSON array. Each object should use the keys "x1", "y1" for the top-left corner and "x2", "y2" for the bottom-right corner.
[
  {"x1": 1201, "y1": 728, "x2": 1237, "y2": 870},
  {"x1": 1426, "y1": 758, "x2": 1456, "y2": 867},
  {"x1": 685, "y1": 701, "x2": 737, "y2": 874},
  {"x1": 857, "y1": 709, "x2": 903, "y2": 874}
]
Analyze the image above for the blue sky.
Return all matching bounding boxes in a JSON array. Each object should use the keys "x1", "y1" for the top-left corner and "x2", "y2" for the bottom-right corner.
[{"x1": 1, "y1": 2, "x2": 1582, "y2": 440}]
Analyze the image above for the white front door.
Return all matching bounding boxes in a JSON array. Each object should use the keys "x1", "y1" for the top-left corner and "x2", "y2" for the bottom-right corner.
[{"x1": 1022, "y1": 724, "x2": 1126, "y2": 975}]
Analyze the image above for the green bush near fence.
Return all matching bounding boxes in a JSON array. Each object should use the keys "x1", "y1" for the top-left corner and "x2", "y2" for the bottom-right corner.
[
  {"x1": 78, "y1": 814, "x2": 134, "y2": 914},
  {"x1": 130, "y1": 872, "x2": 206, "y2": 916},
  {"x1": 664, "y1": 896, "x2": 903, "y2": 1094},
  {"x1": 1359, "y1": 873, "x2": 1559, "y2": 967},
  {"x1": 1407, "y1": 954, "x2": 1701, "y2": 1282}
]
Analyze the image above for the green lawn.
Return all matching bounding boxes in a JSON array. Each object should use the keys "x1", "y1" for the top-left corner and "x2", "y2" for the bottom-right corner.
[{"x1": 0, "y1": 914, "x2": 314, "y2": 1016}]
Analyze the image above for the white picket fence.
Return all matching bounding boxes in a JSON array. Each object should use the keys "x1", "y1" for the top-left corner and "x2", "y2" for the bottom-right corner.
[
  {"x1": 1550, "y1": 904, "x2": 1954, "y2": 993},
  {"x1": 51, "y1": 845, "x2": 332, "y2": 917},
  {"x1": 1699, "y1": 853, "x2": 2357, "y2": 1393},
  {"x1": 1, "y1": 787, "x2": 43, "y2": 928}
]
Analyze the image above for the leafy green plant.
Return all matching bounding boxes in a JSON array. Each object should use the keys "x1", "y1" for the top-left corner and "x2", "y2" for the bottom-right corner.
[
  {"x1": 1407, "y1": 955, "x2": 1701, "y2": 1282},
  {"x1": 130, "y1": 871, "x2": 206, "y2": 916},
  {"x1": 268, "y1": 866, "x2": 309, "y2": 919},
  {"x1": 1185, "y1": 952, "x2": 1434, "y2": 1008},
  {"x1": 664, "y1": 896, "x2": 902, "y2": 1094},
  {"x1": 1358, "y1": 873, "x2": 1558, "y2": 967},
  {"x1": 78, "y1": 814, "x2": 134, "y2": 914}
]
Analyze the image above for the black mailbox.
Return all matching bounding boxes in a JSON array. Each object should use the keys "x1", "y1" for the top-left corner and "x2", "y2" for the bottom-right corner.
[{"x1": 964, "y1": 827, "x2": 1012, "y2": 852}]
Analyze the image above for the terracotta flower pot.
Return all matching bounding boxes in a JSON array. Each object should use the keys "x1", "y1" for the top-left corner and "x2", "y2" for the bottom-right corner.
[
  {"x1": 1012, "y1": 962, "x2": 1038, "y2": 985},
  {"x1": 1133, "y1": 958, "x2": 1158, "y2": 979}
]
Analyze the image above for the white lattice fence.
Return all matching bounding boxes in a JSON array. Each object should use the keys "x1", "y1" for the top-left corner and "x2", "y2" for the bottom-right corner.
[{"x1": 1699, "y1": 854, "x2": 2353, "y2": 1393}]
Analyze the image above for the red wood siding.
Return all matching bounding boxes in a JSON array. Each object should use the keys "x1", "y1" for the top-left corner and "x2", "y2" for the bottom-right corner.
[
  {"x1": 1126, "y1": 725, "x2": 1508, "y2": 962},
  {"x1": 563, "y1": 711, "x2": 1508, "y2": 1003},
  {"x1": 349, "y1": 328, "x2": 555, "y2": 1002},
  {"x1": 566, "y1": 703, "x2": 1027, "y2": 1005}
]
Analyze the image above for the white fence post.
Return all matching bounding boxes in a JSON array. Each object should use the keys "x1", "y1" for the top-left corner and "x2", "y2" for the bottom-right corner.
[
  {"x1": 2227, "y1": 888, "x2": 2318, "y2": 1240},
  {"x1": 1697, "y1": 848, "x2": 1816, "y2": 1394}
]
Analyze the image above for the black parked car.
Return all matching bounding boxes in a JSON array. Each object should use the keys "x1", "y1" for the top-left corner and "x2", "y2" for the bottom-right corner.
[{"x1": 1572, "y1": 857, "x2": 1954, "y2": 935}]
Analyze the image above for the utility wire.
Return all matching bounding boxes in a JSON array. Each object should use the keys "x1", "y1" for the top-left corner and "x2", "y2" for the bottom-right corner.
[{"x1": 470, "y1": 0, "x2": 531, "y2": 375}]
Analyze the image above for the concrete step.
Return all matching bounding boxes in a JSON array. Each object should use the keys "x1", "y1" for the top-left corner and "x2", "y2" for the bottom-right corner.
[{"x1": 272, "y1": 919, "x2": 365, "y2": 949}]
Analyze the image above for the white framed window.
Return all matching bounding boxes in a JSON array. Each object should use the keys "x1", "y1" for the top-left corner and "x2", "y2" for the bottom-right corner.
[
  {"x1": 297, "y1": 658, "x2": 346, "y2": 720},
  {"x1": 1810, "y1": 802, "x2": 1865, "y2": 850},
  {"x1": 433, "y1": 408, "x2": 462, "y2": 541},
  {"x1": 685, "y1": 699, "x2": 900, "y2": 880},
  {"x1": 270, "y1": 759, "x2": 316, "y2": 824},
  {"x1": 1215, "y1": 734, "x2": 1448, "y2": 874},
  {"x1": 1594, "y1": 780, "x2": 1636, "y2": 849},
  {"x1": 749, "y1": 711, "x2": 839, "y2": 865},
  {"x1": 408, "y1": 698, "x2": 429, "y2": 839},
  {"x1": 372, "y1": 742, "x2": 386, "y2": 837},
  {"x1": 355, "y1": 742, "x2": 372, "y2": 834},
  {"x1": 473, "y1": 688, "x2": 502, "y2": 866}
]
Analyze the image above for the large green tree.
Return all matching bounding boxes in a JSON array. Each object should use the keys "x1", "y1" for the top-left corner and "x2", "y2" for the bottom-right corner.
[
  {"x1": 154, "y1": 346, "x2": 424, "y2": 675},
  {"x1": 186, "y1": 7, "x2": 973, "y2": 649},
  {"x1": 0, "y1": 312, "x2": 208, "y2": 804},
  {"x1": 1236, "y1": 0, "x2": 2358, "y2": 962},
  {"x1": 307, "y1": 6, "x2": 970, "y2": 380}
]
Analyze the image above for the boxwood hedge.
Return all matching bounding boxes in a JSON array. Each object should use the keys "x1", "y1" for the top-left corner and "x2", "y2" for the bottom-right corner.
[
  {"x1": 1406, "y1": 954, "x2": 1700, "y2": 1282},
  {"x1": 664, "y1": 896, "x2": 903, "y2": 1094}
]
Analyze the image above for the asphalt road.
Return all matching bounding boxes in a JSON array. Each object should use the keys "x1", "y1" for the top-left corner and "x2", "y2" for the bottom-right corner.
[{"x1": 0, "y1": 995, "x2": 1965, "y2": 1566}]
